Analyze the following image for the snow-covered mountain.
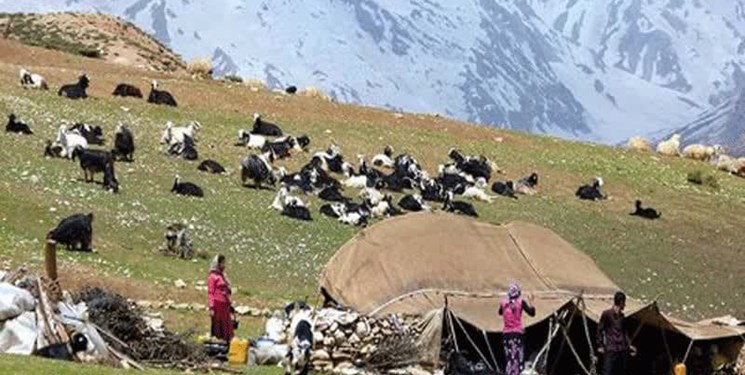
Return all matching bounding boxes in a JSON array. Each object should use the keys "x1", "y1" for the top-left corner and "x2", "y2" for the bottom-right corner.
[{"x1": 2, "y1": 0, "x2": 744, "y2": 147}]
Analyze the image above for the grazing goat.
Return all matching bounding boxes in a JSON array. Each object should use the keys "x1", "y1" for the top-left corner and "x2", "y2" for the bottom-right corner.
[
  {"x1": 112, "y1": 123, "x2": 135, "y2": 161},
  {"x1": 491, "y1": 180, "x2": 518, "y2": 199},
  {"x1": 575, "y1": 177, "x2": 606, "y2": 201},
  {"x1": 237, "y1": 129, "x2": 267, "y2": 149},
  {"x1": 112, "y1": 83, "x2": 143, "y2": 98},
  {"x1": 47, "y1": 213, "x2": 94, "y2": 252},
  {"x1": 164, "y1": 223, "x2": 193, "y2": 259},
  {"x1": 70, "y1": 123, "x2": 105, "y2": 145},
  {"x1": 147, "y1": 80, "x2": 177, "y2": 106},
  {"x1": 656, "y1": 134, "x2": 682, "y2": 157},
  {"x1": 72, "y1": 148, "x2": 119, "y2": 192},
  {"x1": 19, "y1": 68, "x2": 48, "y2": 90},
  {"x1": 630, "y1": 200, "x2": 661, "y2": 220},
  {"x1": 251, "y1": 113, "x2": 283, "y2": 136},
  {"x1": 399, "y1": 194, "x2": 429, "y2": 212},
  {"x1": 58, "y1": 74, "x2": 90, "y2": 99},
  {"x1": 198, "y1": 159, "x2": 226, "y2": 174},
  {"x1": 240, "y1": 152, "x2": 278, "y2": 188},
  {"x1": 171, "y1": 176, "x2": 204, "y2": 197},
  {"x1": 6, "y1": 114, "x2": 33, "y2": 135},
  {"x1": 443, "y1": 191, "x2": 478, "y2": 217}
]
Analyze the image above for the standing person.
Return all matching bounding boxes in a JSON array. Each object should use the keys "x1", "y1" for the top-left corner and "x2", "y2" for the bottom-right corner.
[
  {"x1": 208, "y1": 254, "x2": 234, "y2": 342},
  {"x1": 597, "y1": 291, "x2": 637, "y2": 375},
  {"x1": 499, "y1": 282, "x2": 536, "y2": 375}
]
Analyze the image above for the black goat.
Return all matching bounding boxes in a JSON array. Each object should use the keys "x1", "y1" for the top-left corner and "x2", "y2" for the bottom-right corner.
[
  {"x1": 630, "y1": 200, "x2": 661, "y2": 219},
  {"x1": 6, "y1": 114, "x2": 33, "y2": 135},
  {"x1": 72, "y1": 148, "x2": 119, "y2": 192},
  {"x1": 576, "y1": 177, "x2": 606, "y2": 201},
  {"x1": 491, "y1": 180, "x2": 517, "y2": 199},
  {"x1": 251, "y1": 113, "x2": 283, "y2": 136},
  {"x1": 47, "y1": 213, "x2": 94, "y2": 252},
  {"x1": 147, "y1": 80, "x2": 178, "y2": 107},
  {"x1": 282, "y1": 201, "x2": 312, "y2": 221},
  {"x1": 58, "y1": 74, "x2": 90, "y2": 99},
  {"x1": 198, "y1": 159, "x2": 226, "y2": 174},
  {"x1": 112, "y1": 83, "x2": 143, "y2": 98},
  {"x1": 112, "y1": 124, "x2": 135, "y2": 162},
  {"x1": 70, "y1": 123, "x2": 105, "y2": 145},
  {"x1": 443, "y1": 191, "x2": 478, "y2": 217},
  {"x1": 171, "y1": 176, "x2": 203, "y2": 197}
]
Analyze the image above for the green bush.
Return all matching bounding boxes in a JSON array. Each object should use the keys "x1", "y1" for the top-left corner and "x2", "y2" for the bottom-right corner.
[{"x1": 223, "y1": 74, "x2": 243, "y2": 83}]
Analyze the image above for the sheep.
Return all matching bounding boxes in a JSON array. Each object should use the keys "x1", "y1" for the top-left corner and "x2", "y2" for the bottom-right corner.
[
  {"x1": 5, "y1": 114, "x2": 33, "y2": 135},
  {"x1": 240, "y1": 151, "x2": 278, "y2": 188},
  {"x1": 237, "y1": 129, "x2": 267, "y2": 149},
  {"x1": 47, "y1": 213, "x2": 94, "y2": 252},
  {"x1": 251, "y1": 113, "x2": 283, "y2": 136},
  {"x1": 627, "y1": 136, "x2": 653, "y2": 152},
  {"x1": 514, "y1": 172, "x2": 539, "y2": 195},
  {"x1": 282, "y1": 201, "x2": 313, "y2": 221},
  {"x1": 160, "y1": 121, "x2": 201, "y2": 146},
  {"x1": 682, "y1": 144, "x2": 723, "y2": 162},
  {"x1": 112, "y1": 123, "x2": 135, "y2": 162},
  {"x1": 398, "y1": 194, "x2": 430, "y2": 212},
  {"x1": 575, "y1": 177, "x2": 606, "y2": 201},
  {"x1": 72, "y1": 148, "x2": 119, "y2": 192},
  {"x1": 112, "y1": 83, "x2": 143, "y2": 98},
  {"x1": 58, "y1": 74, "x2": 90, "y2": 99},
  {"x1": 443, "y1": 191, "x2": 478, "y2": 217},
  {"x1": 56, "y1": 125, "x2": 89, "y2": 158},
  {"x1": 147, "y1": 80, "x2": 178, "y2": 106},
  {"x1": 656, "y1": 134, "x2": 682, "y2": 157},
  {"x1": 69, "y1": 123, "x2": 105, "y2": 145},
  {"x1": 171, "y1": 176, "x2": 204, "y2": 197},
  {"x1": 197, "y1": 159, "x2": 226, "y2": 174},
  {"x1": 462, "y1": 185, "x2": 493, "y2": 203},
  {"x1": 491, "y1": 180, "x2": 518, "y2": 199},
  {"x1": 271, "y1": 185, "x2": 306, "y2": 211},
  {"x1": 630, "y1": 200, "x2": 661, "y2": 220},
  {"x1": 164, "y1": 223, "x2": 193, "y2": 259},
  {"x1": 372, "y1": 145, "x2": 395, "y2": 169},
  {"x1": 19, "y1": 68, "x2": 49, "y2": 90}
]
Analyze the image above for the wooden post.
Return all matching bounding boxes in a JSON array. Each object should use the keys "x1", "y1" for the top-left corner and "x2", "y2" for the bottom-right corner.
[{"x1": 45, "y1": 239, "x2": 58, "y2": 282}]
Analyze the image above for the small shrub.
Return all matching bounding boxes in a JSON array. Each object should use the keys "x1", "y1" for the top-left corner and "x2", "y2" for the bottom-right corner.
[
  {"x1": 186, "y1": 57, "x2": 213, "y2": 80},
  {"x1": 687, "y1": 170, "x2": 719, "y2": 189},
  {"x1": 222, "y1": 74, "x2": 243, "y2": 83}
]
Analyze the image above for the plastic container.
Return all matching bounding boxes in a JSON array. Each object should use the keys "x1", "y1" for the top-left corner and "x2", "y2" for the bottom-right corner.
[
  {"x1": 674, "y1": 363, "x2": 686, "y2": 375},
  {"x1": 228, "y1": 337, "x2": 249, "y2": 365}
]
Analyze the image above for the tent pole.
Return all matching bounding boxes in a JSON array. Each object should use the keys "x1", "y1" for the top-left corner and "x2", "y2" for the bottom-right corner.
[
  {"x1": 550, "y1": 303, "x2": 579, "y2": 374},
  {"x1": 446, "y1": 309, "x2": 461, "y2": 353},
  {"x1": 681, "y1": 338, "x2": 694, "y2": 364},
  {"x1": 482, "y1": 329, "x2": 500, "y2": 371},
  {"x1": 452, "y1": 312, "x2": 494, "y2": 371},
  {"x1": 578, "y1": 296, "x2": 598, "y2": 373},
  {"x1": 661, "y1": 325, "x2": 674, "y2": 370}
]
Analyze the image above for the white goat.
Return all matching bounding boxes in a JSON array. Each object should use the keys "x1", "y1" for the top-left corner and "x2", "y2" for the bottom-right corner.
[
  {"x1": 160, "y1": 121, "x2": 201, "y2": 146},
  {"x1": 19, "y1": 68, "x2": 48, "y2": 90},
  {"x1": 56, "y1": 125, "x2": 88, "y2": 158}
]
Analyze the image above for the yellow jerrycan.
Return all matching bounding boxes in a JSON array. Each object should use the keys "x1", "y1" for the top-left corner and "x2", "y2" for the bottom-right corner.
[
  {"x1": 673, "y1": 362, "x2": 686, "y2": 375},
  {"x1": 228, "y1": 337, "x2": 249, "y2": 365}
]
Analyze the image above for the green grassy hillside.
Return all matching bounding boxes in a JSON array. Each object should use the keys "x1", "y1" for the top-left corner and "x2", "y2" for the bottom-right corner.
[{"x1": 0, "y1": 37, "x2": 743, "y2": 331}]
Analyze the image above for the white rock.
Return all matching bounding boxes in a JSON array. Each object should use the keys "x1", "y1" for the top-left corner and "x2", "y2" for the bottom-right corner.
[
  {"x1": 355, "y1": 321, "x2": 370, "y2": 338},
  {"x1": 174, "y1": 279, "x2": 186, "y2": 289},
  {"x1": 234, "y1": 305, "x2": 251, "y2": 316}
]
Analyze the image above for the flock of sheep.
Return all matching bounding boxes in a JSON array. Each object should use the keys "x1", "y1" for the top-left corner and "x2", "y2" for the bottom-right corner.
[
  {"x1": 10, "y1": 65, "x2": 739, "y2": 252},
  {"x1": 628, "y1": 134, "x2": 745, "y2": 177}
]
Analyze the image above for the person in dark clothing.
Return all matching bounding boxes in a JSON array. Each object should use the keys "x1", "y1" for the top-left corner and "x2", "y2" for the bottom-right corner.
[
  {"x1": 498, "y1": 282, "x2": 536, "y2": 375},
  {"x1": 597, "y1": 291, "x2": 637, "y2": 375}
]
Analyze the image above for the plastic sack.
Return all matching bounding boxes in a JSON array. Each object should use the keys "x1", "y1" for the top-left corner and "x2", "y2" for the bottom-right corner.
[{"x1": 0, "y1": 283, "x2": 36, "y2": 321}]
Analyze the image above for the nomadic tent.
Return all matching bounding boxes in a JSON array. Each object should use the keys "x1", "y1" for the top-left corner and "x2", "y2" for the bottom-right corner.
[{"x1": 320, "y1": 212, "x2": 744, "y2": 374}]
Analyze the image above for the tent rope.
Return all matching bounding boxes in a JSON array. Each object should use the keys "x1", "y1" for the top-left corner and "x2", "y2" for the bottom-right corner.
[
  {"x1": 578, "y1": 297, "x2": 598, "y2": 374},
  {"x1": 446, "y1": 308, "x2": 461, "y2": 353},
  {"x1": 661, "y1": 324, "x2": 674, "y2": 369},
  {"x1": 529, "y1": 311, "x2": 564, "y2": 372},
  {"x1": 481, "y1": 329, "x2": 500, "y2": 371},
  {"x1": 451, "y1": 310, "x2": 494, "y2": 371},
  {"x1": 682, "y1": 338, "x2": 694, "y2": 364}
]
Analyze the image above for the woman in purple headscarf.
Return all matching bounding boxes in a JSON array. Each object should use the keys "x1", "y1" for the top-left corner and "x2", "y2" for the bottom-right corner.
[{"x1": 499, "y1": 282, "x2": 536, "y2": 375}]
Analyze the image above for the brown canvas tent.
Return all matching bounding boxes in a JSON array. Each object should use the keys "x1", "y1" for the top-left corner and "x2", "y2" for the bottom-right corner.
[{"x1": 320, "y1": 212, "x2": 744, "y2": 373}]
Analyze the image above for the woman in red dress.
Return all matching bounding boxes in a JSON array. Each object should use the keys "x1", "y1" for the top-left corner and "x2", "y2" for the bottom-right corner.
[{"x1": 207, "y1": 254, "x2": 234, "y2": 342}]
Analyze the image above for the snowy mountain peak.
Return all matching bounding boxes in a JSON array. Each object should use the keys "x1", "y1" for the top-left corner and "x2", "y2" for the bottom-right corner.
[{"x1": 1, "y1": 0, "x2": 744, "y2": 146}]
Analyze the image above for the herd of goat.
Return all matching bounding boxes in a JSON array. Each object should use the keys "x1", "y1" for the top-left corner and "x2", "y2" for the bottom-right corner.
[{"x1": 6, "y1": 67, "x2": 681, "y2": 250}]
